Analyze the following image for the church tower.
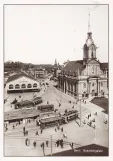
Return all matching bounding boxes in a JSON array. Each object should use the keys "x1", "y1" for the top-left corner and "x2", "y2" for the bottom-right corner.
[{"x1": 83, "y1": 12, "x2": 97, "y2": 62}]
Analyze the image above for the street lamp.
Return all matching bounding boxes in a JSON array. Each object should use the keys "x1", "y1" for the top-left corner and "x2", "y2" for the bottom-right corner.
[
  {"x1": 50, "y1": 132, "x2": 57, "y2": 156},
  {"x1": 79, "y1": 99, "x2": 82, "y2": 127},
  {"x1": 50, "y1": 134, "x2": 53, "y2": 156}
]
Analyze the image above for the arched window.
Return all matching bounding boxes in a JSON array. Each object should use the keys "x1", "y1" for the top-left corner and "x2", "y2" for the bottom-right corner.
[
  {"x1": 9, "y1": 84, "x2": 13, "y2": 89},
  {"x1": 21, "y1": 84, "x2": 26, "y2": 88},
  {"x1": 15, "y1": 84, "x2": 20, "y2": 89},
  {"x1": 27, "y1": 83, "x2": 32, "y2": 88},
  {"x1": 33, "y1": 83, "x2": 37, "y2": 88},
  {"x1": 83, "y1": 83, "x2": 86, "y2": 88}
]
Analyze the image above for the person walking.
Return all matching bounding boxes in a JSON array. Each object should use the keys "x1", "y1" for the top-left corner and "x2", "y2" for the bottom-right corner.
[
  {"x1": 25, "y1": 138, "x2": 28, "y2": 146},
  {"x1": 72, "y1": 105, "x2": 74, "y2": 109},
  {"x1": 40, "y1": 128, "x2": 43, "y2": 134},
  {"x1": 13, "y1": 124, "x2": 15, "y2": 129},
  {"x1": 71, "y1": 142, "x2": 74, "y2": 149},
  {"x1": 94, "y1": 124, "x2": 96, "y2": 129},
  {"x1": 61, "y1": 127, "x2": 63, "y2": 132},
  {"x1": 46, "y1": 140, "x2": 49, "y2": 147},
  {"x1": 33, "y1": 141, "x2": 36, "y2": 148},
  {"x1": 41, "y1": 142, "x2": 45, "y2": 155},
  {"x1": 23, "y1": 126, "x2": 25, "y2": 133},
  {"x1": 60, "y1": 139, "x2": 63, "y2": 148},
  {"x1": 35, "y1": 130, "x2": 39, "y2": 136}
]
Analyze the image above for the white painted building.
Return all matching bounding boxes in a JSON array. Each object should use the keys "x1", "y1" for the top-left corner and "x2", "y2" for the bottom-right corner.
[
  {"x1": 58, "y1": 31, "x2": 108, "y2": 98},
  {"x1": 6, "y1": 72, "x2": 40, "y2": 93}
]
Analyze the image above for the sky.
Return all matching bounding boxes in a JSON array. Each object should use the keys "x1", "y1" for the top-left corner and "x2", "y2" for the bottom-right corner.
[{"x1": 4, "y1": 4, "x2": 108, "y2": 65}]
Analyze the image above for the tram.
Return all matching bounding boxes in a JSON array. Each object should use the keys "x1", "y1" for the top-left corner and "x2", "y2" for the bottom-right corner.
[
  {"x1": 14, "y1": 97, "x2": 43, "y2": 109},
  {"x1": 37, "y1": 104, "x2": 54, "y2": 112},
  {"x1": 62, "y1": 110, "x2": 79, "y2": 123},
  {"x1": 40, "y1": 116, "x2": 63, "y2": 129}
]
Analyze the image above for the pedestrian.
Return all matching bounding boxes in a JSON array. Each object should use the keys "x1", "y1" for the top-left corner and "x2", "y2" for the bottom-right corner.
[
  {"x1": 35, "y1": 131, "x2": 39, "y2": 135},
  {"x1": 60, "y1": 139, "x2": 63, "y2": 148},
  {"x1": 83, "y1": 120, "x2": 86, "y2": 124},
  {"x1": 33, "y1": 141, "x2": 36, "y2": 148},
  {"x1": 72, "y1": 105, "x2": 74, "y2": 109},
  {"x1": 94, "y1": 124, "x2": 96, "y2": 129},
  {"x1": 71, "y1": 142, "x2": 74, "y2": 149},
  {"x1": 25, "y1": 138, "x2": 28, "y2": 146},
  {"x1": 89, "y1": 113, "x2": 91, "y2": 117},
  {"x1": 87, "y1": 115, "x2": 89, "y2": 119},
  {"x1": 13, "y1": 124, "x2": 15, "y2": 129},
  {"x1": 61, "y1": 127, "x2": 63, "y2": 132},
  {"x1": 46, "y1": 140, "x2": 49, "y2": 147},
  {"x1": 89, "y1": 120, "x2": 92, "y2": 126},
  {"x1": 55, "y1": 128, "x2": 57, "y2": 132},
  {"x1": 57, "y1": 140, "x2": 59, "y2": 147},
  {"x1": 40, "y1": 128, "x2": 43, "y2": 134},
  {"x1": 42, "y1": 142, "x2": 45, "y2": 150},
  {"x1": 55, "y1": 140, "x2": 57, "y2": 147},
  {"x1": 93, "y1": 118, "x2": 95, "y2": 122}
]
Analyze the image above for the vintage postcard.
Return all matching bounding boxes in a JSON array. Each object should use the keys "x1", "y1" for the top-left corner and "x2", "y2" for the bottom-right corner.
[{"x1": 3, "y1": 3, "x2": 109, "y2": 157}]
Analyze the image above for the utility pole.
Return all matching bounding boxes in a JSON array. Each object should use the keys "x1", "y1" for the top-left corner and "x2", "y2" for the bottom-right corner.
[
  {"x1": 80, "y1": 99, "x2": 82, "y2": 127},
  {"x1": 50, "y1": 135, "x2": 52, "y2": 156}
]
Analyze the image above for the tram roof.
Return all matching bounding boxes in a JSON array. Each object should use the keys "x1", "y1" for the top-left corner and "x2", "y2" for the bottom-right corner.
[
  {"x1": 40, "y1": 116, "x2": 62, "y2": 123},
  {"x1": 4, "y1": 109, "x2": 40, "y2": 121}
]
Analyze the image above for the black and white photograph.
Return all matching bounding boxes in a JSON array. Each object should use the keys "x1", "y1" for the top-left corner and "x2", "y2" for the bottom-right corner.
[{"x1": 3, "y1": 3, "x2": 109, "y2": 157}]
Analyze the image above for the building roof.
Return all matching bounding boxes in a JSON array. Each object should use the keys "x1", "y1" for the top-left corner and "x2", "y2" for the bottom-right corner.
[
  {"x1": 100, "y1": 63, "x2": 108, "y2": 69},
  {"x1": 34, "y1": 67, "x2": 45, "y2": 71},
  {"x1": 6, "y1": 72, "x2": 38, "y2": 84},
  {"x1": 62, "y1": 60, "x2": 84, "y2": 74},
  {"x1": 4, "y1": 109, "x2": 40, "y2": 121}
]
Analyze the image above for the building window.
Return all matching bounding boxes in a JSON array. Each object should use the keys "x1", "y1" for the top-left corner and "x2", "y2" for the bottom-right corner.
[
  {"x1": 9, "y1": 84, "x2": 13, "y2": 89},
  {"x1": 27, "y1": 83, "x2": 32, "y2": 88},
  {"x1": 21, "y1": 84, "x2": 26, "y2": 88},
  {"x1": 83, "y1": 83, "x2": 86, "y2": 88},
  {"x1": 15, "y1": 84, "x2": 20, "y2": 89},
  {"x1": 92, "y1": 83, "x2": 94, "y2": 86},
  {"x1": 33, "y1": 83, "x2": 37, "y2": 88},
  {"x1": 101, "y1": 82, "x2": 103, "y2": 87},
  {"x1": 92, "y1": 67, "x2": 94, "y2": 74}
]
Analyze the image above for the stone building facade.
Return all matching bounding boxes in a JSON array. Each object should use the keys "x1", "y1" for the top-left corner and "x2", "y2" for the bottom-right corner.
[{"x1": 58, "y1": 31, "x2": 108, "y2": 98}]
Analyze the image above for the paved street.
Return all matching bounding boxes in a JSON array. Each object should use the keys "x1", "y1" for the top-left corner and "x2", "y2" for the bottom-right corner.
[{"x1": 4, "y1": 79, "x2": 108, "y2": 156}]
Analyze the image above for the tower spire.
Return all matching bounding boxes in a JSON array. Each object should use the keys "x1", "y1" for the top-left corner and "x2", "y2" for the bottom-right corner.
[{"x1": 88, "y1": 10, "x2": 91, "y2": 32}]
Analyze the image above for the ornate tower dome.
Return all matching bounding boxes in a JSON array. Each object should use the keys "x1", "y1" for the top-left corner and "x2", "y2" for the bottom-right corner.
[{"x1": 83, "y1": 12, "x2": 97, "y2": 62}]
